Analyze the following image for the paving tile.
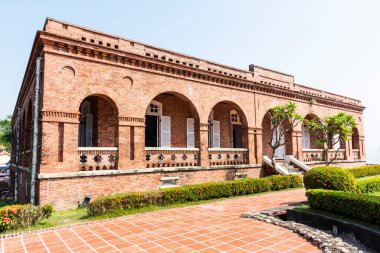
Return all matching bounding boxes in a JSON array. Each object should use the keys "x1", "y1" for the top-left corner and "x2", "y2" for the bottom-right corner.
[{"x1": 2, "y1": 189, "x2": 320, "y2": 252}]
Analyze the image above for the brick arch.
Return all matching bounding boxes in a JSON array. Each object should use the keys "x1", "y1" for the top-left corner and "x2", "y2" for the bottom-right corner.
[
  {"x1": 261, "y1": 109, "x2": 294, "y2": 158},
  {"x1": 204, "y1": 96, "x2": 251, "y2": 125},
  {"x1": 208, "y1": 100, "x2": 249, "y2": 149},
  {"x1": 73, "y1": 86, "x2": 122, "y2": 115},
  {"x1": 145, "y1": 91, "x2": 201, "y2": 148},
  {"x1": 78, "y1": 94, "x2": 119, "y2": 147},
  {"x1": 208, "y1": 100, "x2": 248, "y2": 128},
  {"x1": 143, "y1": 91, "x2": 201, "y2": 122}
]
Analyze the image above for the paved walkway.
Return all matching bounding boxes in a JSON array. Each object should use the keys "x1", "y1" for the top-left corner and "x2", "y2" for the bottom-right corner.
[{"x1": 2, "y1": 189, "x2": 319, "y2": 253}]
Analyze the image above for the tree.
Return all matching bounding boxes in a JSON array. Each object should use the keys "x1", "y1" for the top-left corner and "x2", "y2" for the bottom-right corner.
[
  {"x1": 304, "y1": 112, "x2": 356, "y2": 166},
  {"x1": 266, "y1": 102, "x2": 303, "y2": 165},
  {"x1": 0, "y1": 115, "x2": 12, "y2": 152}
]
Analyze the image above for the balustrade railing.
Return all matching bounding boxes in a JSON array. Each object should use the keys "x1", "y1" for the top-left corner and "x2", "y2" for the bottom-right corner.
[
  {"x1": 302, "y1": 149, "x2": 346, "y2": 162},
  {"x1": 208, "y1": 148, "x2": 248, "y2": 166},
  {"x1": 78, "y1": 147, "x2": 118, "y2": 171},
  {"x1": 145, "y1": 148, "x2": 199, "y2": 168},
  {"x1": 352, "y1": 149, "x2": 360, "y2": 160}
]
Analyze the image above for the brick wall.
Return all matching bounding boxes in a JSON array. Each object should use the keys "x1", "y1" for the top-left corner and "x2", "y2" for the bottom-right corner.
[{"x1": 39, "y1": 167, "x2": 263, "y2": 210}]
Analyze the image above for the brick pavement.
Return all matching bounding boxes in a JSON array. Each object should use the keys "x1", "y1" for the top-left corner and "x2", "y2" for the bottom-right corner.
[{"x1": 2, "y1": 189, "x2": 319, "y2": 253}]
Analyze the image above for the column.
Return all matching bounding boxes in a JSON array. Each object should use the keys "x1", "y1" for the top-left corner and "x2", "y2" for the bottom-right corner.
[
  {"x1": 198, "y1": 123, "x2": 209, "y2": 167},
  {"x1": 247, "y1": 127, "x2": 256, "y2": 164},
  {"x1": 291, "y1": 130, "x2": 302, "y2": 159},
  {"x1": 118, "y1": 117, "x2": 146, "y2": 169}
]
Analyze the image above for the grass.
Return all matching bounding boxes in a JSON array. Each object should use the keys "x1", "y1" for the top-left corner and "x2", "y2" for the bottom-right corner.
[
  {"x1": 295, "y1": 205, "x2": 380, "y2": 232},
  {"x1": 369, "y1": 191, "x2": 380, "y2": 196},
  {"x1": 1, "y1": 188, "x2": 301, "y2": 234}
]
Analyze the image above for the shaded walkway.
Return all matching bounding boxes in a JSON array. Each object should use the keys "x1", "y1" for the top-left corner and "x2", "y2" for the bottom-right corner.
[{"x1": 3, "y1": 189, "x2": 319, "y2": 252}]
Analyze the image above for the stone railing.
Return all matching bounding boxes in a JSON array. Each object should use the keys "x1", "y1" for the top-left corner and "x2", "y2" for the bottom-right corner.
[
  {"x1": 208, "y1": 148, "x2": 248, "y2": 166},
  {"x1": 78, "y1": 147, "x2": 118, "y2": 171},
  {"x1": 302, "y1": 149, "x2": 324, "y2": 162},
  {"x1": 302, "y1": 149, "x2": 346, "y2": 162},
  {"x1": 352, "y1": 149, "x2": 360, "y2": 160},
  {"x1": 145, "y1": 147, "x2": 199, "y2": 168}
]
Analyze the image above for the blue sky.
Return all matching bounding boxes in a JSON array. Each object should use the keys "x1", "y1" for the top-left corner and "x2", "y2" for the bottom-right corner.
[{"x1": 0, "y1": 0, "x2": 379, "y2": 162}]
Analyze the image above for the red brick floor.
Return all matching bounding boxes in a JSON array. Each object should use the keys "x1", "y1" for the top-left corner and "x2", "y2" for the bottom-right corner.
[{"x1": 2, "y1": 189, "x2": 320, "y2": 252}]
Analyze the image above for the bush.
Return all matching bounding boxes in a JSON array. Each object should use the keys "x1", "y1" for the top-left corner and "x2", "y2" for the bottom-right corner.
[
  {"x1": 41, "y1": 204, "x2": 54, "y2": 218},
  {"x1": 0, "y1": 204, "x2": 54, "y2": 232},
  {"x1": 304, "y1": 166, "x2": 357, "y2": 192},
  {"x1": 0, "y1": 205, "x2": 22, "y2": 232},
  {"x1": 357, "y1": 177, "x2": 380, "y2": 193},
  {"x1": 306, "y1": 189, "x2": 380, "y2": 225},
  {"x1": 88, "y1": 175, "x2": 303, "y2": 216},
  {"x1": 347, "y1": 165, "x2": 380, "y2": 178}
]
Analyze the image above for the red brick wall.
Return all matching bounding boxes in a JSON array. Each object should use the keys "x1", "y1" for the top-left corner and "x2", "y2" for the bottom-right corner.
[{"x1": 39, "y1": 167, "x2": 263, "y2": 210}]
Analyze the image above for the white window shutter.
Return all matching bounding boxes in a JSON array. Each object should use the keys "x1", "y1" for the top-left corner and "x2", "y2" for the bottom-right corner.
[
  {"x1": 160, "y1": 116, "x2": 171, "y2": 147},
  {"x1": 187, "y1": 118, "x2": 195, "y2": 148},
  {"x1": 302, "y1": 126, "x2": 310, "y2": 149},
  {"x1": 85, "y1": 114, "x2": 93, "y2": 147},
  {"x1": 212, "y1": 120, "x2": 220, "y2": 148}
]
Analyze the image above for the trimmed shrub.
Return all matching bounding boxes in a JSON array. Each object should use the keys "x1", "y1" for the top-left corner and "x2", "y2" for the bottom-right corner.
[
  {"x1": 88, "y1": 175, "x2": 303, "y2": 216},
  {"x1": 306, "y1": 189, "x2": 380, "y2": 225},
  {"x1": 357, "y1": 177, "x2": 380, "y2": 193},
  {"x1": 347, "y1": 165, "x2": 380, "y2": 178},
  {"x1": 304, "y1": 166, "x2": 357, "y2": 192},
  {"x1": 41, "y1": 204, "x2": 54, "y2": 218}
]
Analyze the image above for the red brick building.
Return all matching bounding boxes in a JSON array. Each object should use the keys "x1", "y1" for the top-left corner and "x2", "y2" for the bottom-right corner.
[{"x1": 11, "y1": 18, "x2": 366, "y2": 210}]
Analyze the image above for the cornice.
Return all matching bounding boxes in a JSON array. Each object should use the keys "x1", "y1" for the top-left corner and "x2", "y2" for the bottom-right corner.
[{"x1": 38, "y1": 32, "x2": 365, "y2": 113}]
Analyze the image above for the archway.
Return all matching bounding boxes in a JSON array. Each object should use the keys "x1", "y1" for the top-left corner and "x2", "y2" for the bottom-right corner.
[
  {"x1": 261, "y1": 113, "x2": 293, "y2": 159},
  {"x1": 207, "y1": 101, "x2": 248, "y2": 149},
  {"x1": 78, "y1": 95, "x2": 118, "y2": 147},
  {"x1": 145, "y1": 92, "x2": 200, "y2": 148}
]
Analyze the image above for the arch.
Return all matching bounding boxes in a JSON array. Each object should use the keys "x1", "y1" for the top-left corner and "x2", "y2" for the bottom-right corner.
[
  {"x1": 144, "y1": 92, "x2": 201, "y2": 148},
  {"x1": 78, "y1": 94, "x2": 119, "y2": 147},
  {"x1": 208, "y1": 100, "x2": 248, "y2": 149},
  {"x1": 352, "y1": 127, "x2": 360, "y2": 150},
  {"x1": 60, "y1": 66, "x2": 76, "y2": 76},
  {"x1": 74, "y1": 88, "x2": 122, "y2": 115},
  {"x1": 302, "y1": 113, "x2": 321, "y2": 149},
  {"x1": 261, "y1": 110, "x2": 294, "y2": 159}
]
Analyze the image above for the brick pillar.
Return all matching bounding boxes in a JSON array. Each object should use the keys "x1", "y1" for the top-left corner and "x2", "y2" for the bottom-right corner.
[
  {"x1": 199, "y1": 123, "x2": 209, "y2": 167},
  {"x1": 292, "y1": 130, "x2": 302, "y2": 159},
  {"x1": 118, "y1": 118, "x2": 146, "y2": 169},
  {"x1": 359, "y1": 135, "x2": 366, "y2": 161},
  {"x1": 117, "y1": 125, "x2": 130, "y2": 169},
  {"x1": 62, "y1": 122, "x2": 79, "y2": 170},
  {"x1": 247, "y1": 127, "x2": 256, "y2": 164},
  {"x1": 255, "y1": 128, "x2": 263, "y2": 164}
]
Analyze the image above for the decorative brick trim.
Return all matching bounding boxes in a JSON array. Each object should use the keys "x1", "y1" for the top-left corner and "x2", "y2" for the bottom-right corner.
[
  {"x1": 118, "y1": 117, "x2": 145, "y2": 123},
  {"x1": 41, "y1": 34, "x2": 364, "y2": 113},
  {"x1": 41, "y1": 110, "x2": 80, "y2": 119}
]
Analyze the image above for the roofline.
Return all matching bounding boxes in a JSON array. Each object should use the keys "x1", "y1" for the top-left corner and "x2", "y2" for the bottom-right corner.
[{"x1": 44, "y1": 17, "x2": 253, "y2": 75}]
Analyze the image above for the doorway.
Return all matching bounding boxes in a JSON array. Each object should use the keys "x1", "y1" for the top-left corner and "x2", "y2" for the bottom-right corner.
[{"x1": 145, "y1": 115, "x2": 158, "y2": 147}]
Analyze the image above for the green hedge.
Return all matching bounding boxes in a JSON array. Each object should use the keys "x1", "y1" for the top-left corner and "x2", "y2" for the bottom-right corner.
[
  {"x1": 347, "y1": 165, "x2": 380, "y2": 178},
  {"x1": 88, "y1": 175, "x2": 302, "y2": 216},
  {"x1": 304, "y1": 166, "x2": 357, "y2": 192},
  {"x1": 306, "y1": 189, "x2": 380, "y2": 225},
  {"x1": 358, "y1": 177, "x2": 380, "y2": 193}
]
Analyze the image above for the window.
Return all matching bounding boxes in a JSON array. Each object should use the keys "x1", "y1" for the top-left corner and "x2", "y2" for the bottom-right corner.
[
  {"x1": 150, "y1": 104, "x2": 158, "y2": 113},
  {"x1": 302, "y1": 124, "x2": 310, "y2": 149},
  {"x1": 230, "y1": 110, "x2": 241, "y2": 124},
  {"x1": 146, "y1": 101, "x2": 162, "y2": 116}
]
